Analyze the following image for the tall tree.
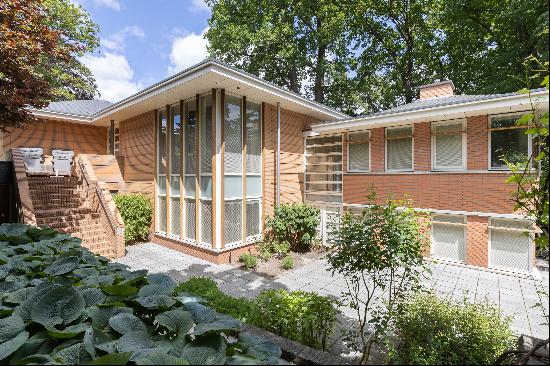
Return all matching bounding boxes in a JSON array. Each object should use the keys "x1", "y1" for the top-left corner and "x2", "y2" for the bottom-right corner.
[
  {"x1": 0, "y1": 0, "x2": 99, "y2": 131},
  {"x1": 205, "y1": 0, "x2": 356, "y2": 112}
]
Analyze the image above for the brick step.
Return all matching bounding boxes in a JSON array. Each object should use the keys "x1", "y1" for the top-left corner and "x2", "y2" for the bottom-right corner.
[
  {"x1": 35, "y1": 208, "x2": 93, "y2": 218},
  {"x1": 42, "y1": 222, "x2": 105, "y2": 231}
]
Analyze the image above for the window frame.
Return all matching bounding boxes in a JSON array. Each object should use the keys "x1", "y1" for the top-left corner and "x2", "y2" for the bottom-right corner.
[
  {"x1": 347, "y1": 130, "x2": 371, "y2": 173},
  {"x1": 488, "y1": 217, "x2": 533, "y2": 272},
  {"x1": 488, "y1": 113, "x2": 532, "y2": 171},
  {"x1": 430, "y1": 214, "x2": 467, "y2": 263},
  {"x1": 431, "y1": 119, "x2": 467, "y2": 171},
  {"x1": 385, "y1": 125, "x2": 414, "y2": 172}
]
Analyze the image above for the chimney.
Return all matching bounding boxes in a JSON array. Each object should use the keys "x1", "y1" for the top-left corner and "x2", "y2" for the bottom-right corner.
[{"x1": 419, "y1": 80, "x2": 455, "y2": 100}]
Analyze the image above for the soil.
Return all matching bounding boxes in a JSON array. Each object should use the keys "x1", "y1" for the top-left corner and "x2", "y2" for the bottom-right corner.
[{"x1": 237, "y1": 247, "x2": 326, "y2": 278}]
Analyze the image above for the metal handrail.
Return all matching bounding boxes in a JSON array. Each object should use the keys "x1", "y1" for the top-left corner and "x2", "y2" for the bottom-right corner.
[{"x1": 76, "y1": 156, "x2": 119, "y2": 235}]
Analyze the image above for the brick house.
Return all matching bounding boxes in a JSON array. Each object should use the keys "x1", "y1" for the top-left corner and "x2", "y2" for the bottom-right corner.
[{"x1": 1, "y1": 60, "x2": 548, "y2": 274}]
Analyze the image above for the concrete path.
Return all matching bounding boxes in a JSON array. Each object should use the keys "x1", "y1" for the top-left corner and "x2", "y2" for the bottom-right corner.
[{"x1": 116, "y1": 242, "x2": 549, "y2": 340}]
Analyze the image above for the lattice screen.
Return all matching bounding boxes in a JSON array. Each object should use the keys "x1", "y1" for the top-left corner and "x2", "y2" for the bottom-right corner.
[
  {"x1": 200, "y1": 96, "x2": 212, "y2": 173},
  {"x1": 491, "y1": 219, "x2": 530, "y2": 271},
  {"x1": 158, "y1": 197, "x2": 167, "y2": 233},
  {"x1": 200, "y1": 201, "x2": 212, "y2": 245},
  {"x1": 246, "y1": 102, "x2": 261, "y2": 174},
  {"x1": 185, "y1": 199, "x2": 196, "y2": 240},
  {"x1": 224, "y1": 201, "x2": 242, "y2": 245},
  {"x1": 170, "y1": 198, "x2": 180, "y2": 237},
  {"x1": 431, "y1": 216, "x2": 465, "y2": 262},
  {"x1": 246, "y1": 200, "x2": 260, "y2": 237},
  {"x1": 185, "y1": 100, "x2": 196, "y2": 174},
  {"x1": 224, "y1": 95, "x2": 242, "y2": 174}
]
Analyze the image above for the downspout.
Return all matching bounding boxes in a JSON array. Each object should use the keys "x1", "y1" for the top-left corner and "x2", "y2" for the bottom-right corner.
[{"x1": 276, "y1": 102, "x2": 281, "y2": 206}]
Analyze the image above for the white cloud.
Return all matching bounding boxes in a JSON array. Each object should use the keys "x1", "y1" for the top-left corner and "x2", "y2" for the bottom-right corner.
[
  {"x1": 101, "y1": 26, "x2": 145, "y2": 52},
  {"x1": 81, "y1": 52, "x2": 141, "y2": 102},
  {"x1": 168, "y1": 28, "x2": 209, "y2": 74},
  {"x1": 93, "y1": 0, "x2": 120, "y2": 11},
  {"x1": 190, "y1": 0, "x2": 209, "y2": 13}
]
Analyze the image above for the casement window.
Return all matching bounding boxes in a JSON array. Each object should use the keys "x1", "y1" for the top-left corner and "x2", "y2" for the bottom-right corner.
[
  {"x1": 385, "y1": 126, "x2": 413, "y2": 171},
  {"x1": 489, "y1": 114, "x2": 531, "y2": 170},
  {"x1": 347, "y1": 131, "x2": 370, "y2": 172},
  {"x1": 431, "y1": 120, "x2": 466, "y2": 170},
  {"x1": 431, "y1": 215, "x2": 466, "y2": 262},
  {"x1": 245, "y1": 101, "x2": 262, "y2": 241},
  {"x1": 305, "y1": 134, "x2": 343, "y2": 204},
  {"x1": 489, "y1": 218, "x2": 533, "y2": 271}
]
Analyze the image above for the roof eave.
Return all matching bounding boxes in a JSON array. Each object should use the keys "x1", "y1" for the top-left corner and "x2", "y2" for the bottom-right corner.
[
  {"x1": 311, "y1": 89, "x2": 549, "y2": 133},
  {"x1": 28, "y1": 109, "x2": 93, "y2": 123}
]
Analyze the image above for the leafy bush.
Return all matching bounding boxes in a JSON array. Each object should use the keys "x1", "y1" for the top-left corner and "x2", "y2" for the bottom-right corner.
[
  {"x1": 0, "y1": 223, "x2": 285, "y2": 365},
  {"x1": 255, "y1": 289, "x2": 339, "y2": 351},
  {"x1": 174, "y1": 277, "x2": 260, "y2": 323},
  {"x1": 280, "y1": 255, "x2": 294, "y2": 270},
  {"x1": 258, "y1": 250, "x2": 272, "y2": 262},
  {"x1": 175, "y1": 277, "x2": 340, "y2": 351},
  {"x1": 238, "y1": 253, "x2": 258, "y2": 270},
  {"x1": 114, "y1": 193, "x2": 153, "y2": 244},
  {"x1": 265, "y1": 203, "x2": 320, "y2": 252},
  {"x1": 389, "y1": 293, "x2": 516, "y2": 365}
]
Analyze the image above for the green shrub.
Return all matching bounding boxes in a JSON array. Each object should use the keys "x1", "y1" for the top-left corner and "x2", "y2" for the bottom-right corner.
[
  {"x1": 390, "y1": 293, "x2": 516, "y2": 365},
  {"x1": 281, "y1": 255, "x2": 294, "y2": 270},
  {"x1": 255, "y1": 289, "x2": 339, "y2": 351},
  {"x1": 174, "y1": 277, "x2": 260, "y2": 323},
  {"x1": 114, "y1": 193, "x2": 152, "y2": 244},
  {"x1": 265, "y1": 203, "x2": 320, "y2": 252},
  {"x1": 239, "y1": 253, "x2": 258, "y2": 269},
  {"x1": 258, "y1": 250, "x2": 272, "y2": 262},
  {"x1": 0, "y1": 223, "x2": 284, "y2": 365}
]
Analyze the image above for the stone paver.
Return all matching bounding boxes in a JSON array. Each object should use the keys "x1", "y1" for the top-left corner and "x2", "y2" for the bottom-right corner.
[{"x1": 117, "y1": 242, "x2": 550, "y2": 339}]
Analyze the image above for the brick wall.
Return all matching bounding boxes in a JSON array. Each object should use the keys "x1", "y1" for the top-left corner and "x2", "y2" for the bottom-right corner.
[
  {"x1": 414, "y1": 122, "x2": 431, "y2": 171},
  {"x1": 466, "y1": 216, "x2": 489, "y2": 267},
  {"x1": 467, "y1": 115, "x2": 488, "y2": 170}
]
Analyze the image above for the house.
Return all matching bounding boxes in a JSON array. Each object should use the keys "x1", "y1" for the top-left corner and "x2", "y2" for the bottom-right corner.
[{"x1": 1, "y1": 59, "x2": 548, "y2": 274}]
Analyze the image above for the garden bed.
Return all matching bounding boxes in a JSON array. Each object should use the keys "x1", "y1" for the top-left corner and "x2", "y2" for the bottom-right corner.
[{"x1": 239, "y1": 247, "x2": 325, "y2": 278}]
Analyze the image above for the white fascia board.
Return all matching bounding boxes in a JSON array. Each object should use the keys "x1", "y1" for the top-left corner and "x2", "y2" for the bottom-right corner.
[
  {"x1": 28, "y1": 109, "x2": 92, "y2": 123},
  {"x1": 212, "y1": 64, "x2": 348, "y2": 120},
  {"x1": 312, "y1": 90, "x2": 549, "y2": 133}
]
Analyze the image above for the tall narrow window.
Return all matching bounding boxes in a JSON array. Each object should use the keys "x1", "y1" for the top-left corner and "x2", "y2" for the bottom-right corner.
[
  {"x1": 432, "y1": 120, "x2": 465, "y2": 170},
  {"x1": 386, "y1": 126, "x2": 413, "y2": 171},
  {"x1": 156, "y1": 109, "x2": 167, "y2": 233},
  {"x1": 246, "y1": 101, "x2": 261, "y2": 239},
  {"x1": 169, "y1": 104, "x2": 181, "y2": 237},
  {"x1": 224, "y1": 95, "x2": 243, "y2": 246},
  {"x1": 348, "y1": 131, "x2": 370, "y2": 172},
  {"x1": 200, "y1": 94, "x2": 213, "y2": 246},
  {"x1": 184, "y1": 99, "x2": 196, "y2": 242},
  {"x1": 489, "y1": 115, "x2": 530, "y2": 169}
]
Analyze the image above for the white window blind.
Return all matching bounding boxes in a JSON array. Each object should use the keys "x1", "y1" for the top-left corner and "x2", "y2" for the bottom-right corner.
[
  {"x1": 386, "y1": 126, "x2": 413, "y2": 171},
  {"x1": 432, "y1": 121, "x2": 464, "y2": 170},
  {"x1": 348, "y1": 131, "x2": 370, "y2": 171},
  {"x1": 431, "y1": 215, "x2": 466, "y2": 262},
  {"x1": 490, "y1": 219, "x2": 531, "y2": 271}
]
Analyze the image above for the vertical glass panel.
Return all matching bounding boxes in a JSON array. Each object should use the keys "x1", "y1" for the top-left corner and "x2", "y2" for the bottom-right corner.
[
  {"x1": 491, "y1": 129, "x2": 528, "y2": 168},
  {"x1": 185, "y1": 199, "x2": 196, "y2": 240},
  {"x1": 224, "y1": 201, "x2": 242, "y2": 244},
  {"x1": 158, "y1": 110, "x2": 167, "y2": 175},
  {"x1": 224, "y1": 176, "x2": 242, "y2": 199},
  {"x1": 185, "y1": 100, "x2": 196, "y2": 174},
  {"x1": 246, "y1": 200, "x2": 260, "y2": 237},
  {"x1": 201, "y1": 201, "x2": 212, "y2": 245},
  {"x1": 200, "y1": 94, "x2": 213, "y2": 173},
  {"x1": 246, "y1": 101, "x2": 261, "y2": 174},
  {"x1": 224, "y1": 95, "x2": 242, "y2": 173},
  {"x1": 158, "y1": 197, "x2": 167, "y2": 233},
  {"x1": 170, "y1": 198, "x2": 181, "y2": 237},
  {"x1": 200, "y1": 176, "x2": 212, "y2": 199},
  {"x1": 170, "y1": 176, "x2": 180, "y2": 197},
  {"x1": 184, "y1": 176, "x2": 195, "y2": 198},
  {"x1": 171, "y1": 104, "x2": 181, "y2": 175},
  {"x1": 246, "y1": 175, "x2": 261, "y2": 197},
  {"x1": 157, "y1": 177, "x2": 166, "y2": 195}
]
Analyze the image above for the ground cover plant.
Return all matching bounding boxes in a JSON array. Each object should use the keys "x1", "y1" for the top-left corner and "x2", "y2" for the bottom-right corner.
[
  {"x1": 0, "y1": 223, "x2": 285, "y2": 365},
  {"x1": 114, "y1": 193, "x2": 153, "y2": 244},
  {"x1": 175, "y1": 277, "x2": 339, "y2": 351},
  {"x1": 389, "y1": 293, "x2": 516, "y2": 365}
]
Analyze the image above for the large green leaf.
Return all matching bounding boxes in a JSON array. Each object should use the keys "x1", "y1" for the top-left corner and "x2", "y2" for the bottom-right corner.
[
  {"x1": 80, "y1": 288, "x2": 106, "y2": 307},
  {"x1": 46, "y1": 323, "x2": 90, "y2": 339},
  {"x1": 101, "y1": 284, "x2": 137, "y2": 296},
  {"x1": 136, "y1": 352, "x2": 189, "y2": 365},
  {"x1": 183, "y1": 302, "x2": 216, "y2": 324},
  {"x1": 116, "y1": 331, "x2": 154, "y2": 353},
  {"x1": 44, "y1": 256, "x2": 80, "y2": 276},
  {"x1": 3, "y1": 288, "x2": 35, "y2": 305},
  {"x1": 176, "y1": 293, "x2": 208, "y2": 305},
  {"x1": 192, "y1": 316, "x2": 241, "y2": 336},
  {"x1": 147, "y1": 274, "x2": 176, "y2": 290},
  {"x1": 9, "y1": 331, "x2": 52, "y2": 361},
  {"x1": 52, "y1": 341, "x2": 90, "y2": 364},
  {"x1": 181, "y1": 334, "x2": 226, "y2": 365},
  {"x1": 237, "y1": 332, "x2": 282, "y2": 361},
  {"x1": 31, "y1": 286, "x2": 85, "y2": 326},
  {"x1": 0, "y1": 331, "x2": 28, "y2": 360},
  {"x1": 0, "y1": 224, "x2": 31, "y2": 244},
  {"x1": 108, "y1": 313, "x2": 147, "y2": 334},
  {"x1": 85, "y1": 352, "x2": 132, "y2": 365},
  {"x1": 135, "y1": 295, "x2": 176, "y2": 309},
  {"x1": 0, "y1": 315, "x2": 25, "y2": 343},
  {"x1": 154, "y1": 309, "x2": 194, "y2": 336},
  {"x1": 138, "y1": 284, "x2": 173, "y2": 297},
  {"x1": 87, "y1": 306, "x2": 133, "y2": 329}
]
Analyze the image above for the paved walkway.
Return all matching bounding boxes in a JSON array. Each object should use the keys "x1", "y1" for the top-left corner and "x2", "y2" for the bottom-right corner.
[{"x1": 116, "y1": 243, "x2": 549, "y2": 340}]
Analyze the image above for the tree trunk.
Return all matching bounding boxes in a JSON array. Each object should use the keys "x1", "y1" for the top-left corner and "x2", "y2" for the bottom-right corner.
[
  {"x1": 314, "y1": 44, "x2": 326, "y2": 103},
  {"x1": 288, "y1": 66, "x2": 299, "y2": 94}
]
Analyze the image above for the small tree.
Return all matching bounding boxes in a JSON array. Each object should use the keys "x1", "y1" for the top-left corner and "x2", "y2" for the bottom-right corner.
[
  {"x1": 327, "y1": 194, "x2": 429, "y2": 364},
  {"x1": 264, "y1": 203, "x2": 320, "y2": 252}
]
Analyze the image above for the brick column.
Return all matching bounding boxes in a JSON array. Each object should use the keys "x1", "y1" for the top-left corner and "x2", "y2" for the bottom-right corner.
[
  {"x1": 370, "y1": 128, "x2": 385, "y2": 172},
  {"x1": 467, "y1": 115, "x2": 488, "y2": 170},
  {"x1": 414, "y1": 122, "x2": 431, "y2": 171},
  {"x1": 466, "y1": 215, "x2": 489, "y2": 267}
]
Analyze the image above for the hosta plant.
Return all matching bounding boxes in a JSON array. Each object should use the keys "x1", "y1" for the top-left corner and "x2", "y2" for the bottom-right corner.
[{"x1": 0, "y1": 223, "x2": 286, "y2": 365}]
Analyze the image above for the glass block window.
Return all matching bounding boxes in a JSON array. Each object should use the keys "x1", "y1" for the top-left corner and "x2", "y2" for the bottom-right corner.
[
  {"x1": 348, "y1": 131, "x2": 370, "y2": 172},
  {"x1": 489, "y1": 115, "x2": 530, "y2": 169},
  {"x1": 432, "y1": 121, "x2": 465, "y2": 170},
  {"x1": 386, "y1": 126, "x2": 413, "y2": 171},
  {"x1": 431, "y1": 215, "x2": 466, "y2": 262},
  {"x1": 305, "y1": 134, "x2": 343, "y2": 204}
]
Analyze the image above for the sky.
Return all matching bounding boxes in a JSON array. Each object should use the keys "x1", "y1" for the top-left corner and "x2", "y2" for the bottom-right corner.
[{"x1": 74, "y1": 0, "x2": 212, "y2": 102}]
